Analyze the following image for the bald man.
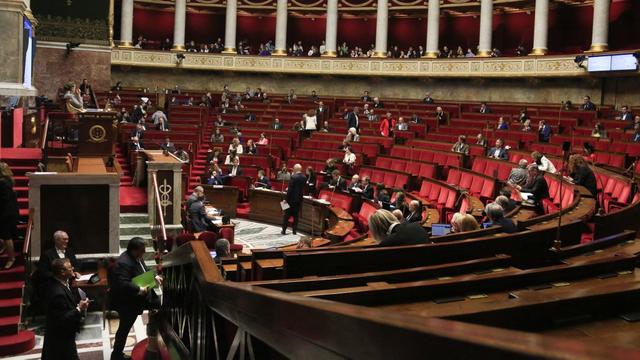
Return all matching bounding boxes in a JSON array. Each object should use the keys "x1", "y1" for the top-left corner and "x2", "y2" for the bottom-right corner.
[
  {"x1": 405, "y1": 200, "x2": 423, "y2": 224},
  {"x1": 282, "y1": 164, "x2": 306, "y2": 235}
]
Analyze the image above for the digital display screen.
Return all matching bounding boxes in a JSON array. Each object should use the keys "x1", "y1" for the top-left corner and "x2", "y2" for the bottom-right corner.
[{"x1": 588, "y1": 54, "x2": 638, "y2": 72}]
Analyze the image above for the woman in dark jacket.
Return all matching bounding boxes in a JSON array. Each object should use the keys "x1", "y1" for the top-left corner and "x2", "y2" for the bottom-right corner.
[{"x1": 0, "y1": 162, "x2": 18, "y2": 269}]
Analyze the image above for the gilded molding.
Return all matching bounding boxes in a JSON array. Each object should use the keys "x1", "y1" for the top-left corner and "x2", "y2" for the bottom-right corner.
[{"x1": 111, "y1": 49, "x2": 603, "y2": 78}]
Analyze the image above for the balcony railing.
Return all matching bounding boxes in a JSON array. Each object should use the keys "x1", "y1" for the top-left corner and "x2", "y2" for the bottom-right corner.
[{"x1": 111, "y1": 48, "x2": 596, "y2": 78}]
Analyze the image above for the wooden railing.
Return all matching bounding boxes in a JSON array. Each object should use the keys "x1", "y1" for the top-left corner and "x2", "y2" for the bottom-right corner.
[{"x1": 156, "y1": 240, "x2": 640, "y2": 359}]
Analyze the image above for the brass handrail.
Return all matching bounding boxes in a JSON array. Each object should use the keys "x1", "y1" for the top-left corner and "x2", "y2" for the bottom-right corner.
[{"x1": 151, "y1": 171, "x2": 168, "y2": 252}]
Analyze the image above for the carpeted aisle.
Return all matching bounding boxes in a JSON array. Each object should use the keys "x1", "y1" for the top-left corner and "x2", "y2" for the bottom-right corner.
[{"x1": 120, "y1": 186, "x2": 148, "y2": 213}]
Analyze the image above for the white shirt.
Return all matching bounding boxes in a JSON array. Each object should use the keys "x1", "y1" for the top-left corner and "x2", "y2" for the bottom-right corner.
[
  {"x1": 228, "y1": 144, "x2": 244, "y2": 154},
  {"x1": 343, "y1": 152, "x2": 356, "y2": 165},
  {"x1": 538, "y1": 156, "x2": 557, "y2": 174},
  {"x1": 304, "y1": 115, "x2": 317, "y2": 130},
  {"x1": 493, "y1": 149, "x2": 502, "y2": 158},
  {"x1": 56, "y1": 248, "x2": 65, "y2": 258}
]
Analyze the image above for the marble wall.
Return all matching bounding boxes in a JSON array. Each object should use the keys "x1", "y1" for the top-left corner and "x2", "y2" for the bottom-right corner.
[
  {"x1": 34, "y1": 44, "x2": 111, "y2": 99},
  {"x1": 111, "y1": 66, "x2": 640, "y2": 107}
]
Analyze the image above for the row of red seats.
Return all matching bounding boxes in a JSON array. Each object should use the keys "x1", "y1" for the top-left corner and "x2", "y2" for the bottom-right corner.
[
  {"x1": 445, "y1": 167, "x2": 497, "y2": 202},
  {"x1": 358, "y1": 166, "x2": 410, "y2": 191},
  {"x1": 597, "y1": 171, "x2": 633, "y2": 212},
  {"x1": 390, "y1": 146, "x2": 463, "y2": 171},
  {"x1": 302, "y1": 139, "x2": 382, "y2": 161},
  {"x1": 410, "y1": 178, "x2": 460, "y2": 220},
  {"x1": 374, "y1": 156, "x2": 437, "y2": 180},
  {"x1": 311, "y1": 132, "x2": 395, "y2": 152},
  {"x1": 542, "y1": 176, "x2": 576, "y2": 214}
]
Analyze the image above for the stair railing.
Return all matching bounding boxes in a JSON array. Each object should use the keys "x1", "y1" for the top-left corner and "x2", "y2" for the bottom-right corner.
[{"x1": 150, "y1": 171, "x2": 168, "y2": 253}]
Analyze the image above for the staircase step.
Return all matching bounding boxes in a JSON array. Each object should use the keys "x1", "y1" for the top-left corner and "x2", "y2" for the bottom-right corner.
[
  {"x1": 0, "y1": 266, "x2": 25, "y2": 283},
  {"x1": 0, "y1": 299, "x2": 21, "y2": 318},
  {"x1": 0, "y1": 316, "x2": 19, "y2": 337},
  {"x1": 0, "y1": 330, "x2": 36, "y2": 356},
  {"x1": 0, "y1": 282, "x2": 23, "y2": 299},
  {"x1": 120, "y1": 224, "x2": 151, "y2": 236},
  {"x1": 120, "y1": 213, "x2": 149, "y2": 224}
]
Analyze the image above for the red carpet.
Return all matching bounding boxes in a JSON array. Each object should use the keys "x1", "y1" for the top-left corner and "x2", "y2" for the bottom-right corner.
[
  {"x1": 120, "y1": 186, "x2": 148, "y2": 213},
  {"x1": 0, "y1": 147, "x2": 38, "y2": 356},
  {"x1": 236, "y1": 202, "x2": 251, "y2": 218}
]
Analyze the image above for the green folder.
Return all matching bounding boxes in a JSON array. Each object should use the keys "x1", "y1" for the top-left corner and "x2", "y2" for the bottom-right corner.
[{"x1": 132, "y1": 270, "x2": 158, "y2": 289}]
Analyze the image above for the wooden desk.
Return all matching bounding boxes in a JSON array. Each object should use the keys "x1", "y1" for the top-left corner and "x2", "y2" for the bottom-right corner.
[
  {"x1": 326, "y1": 206, "x2": 355, "y2": 242},
  {"x1": 202, "y1": 185, "x2": 239, "y2": 218},
  {"x1": 249, "y1": 188, "x2": 329, "y2": 236},
  {"x1": 76, "y1": 157, "x2": 107, "y2": 173}
]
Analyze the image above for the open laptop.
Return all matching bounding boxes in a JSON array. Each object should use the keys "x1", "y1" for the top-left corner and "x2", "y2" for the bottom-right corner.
[{"x1": 431, "y1": 224, "x2": 452, "y2": 236}]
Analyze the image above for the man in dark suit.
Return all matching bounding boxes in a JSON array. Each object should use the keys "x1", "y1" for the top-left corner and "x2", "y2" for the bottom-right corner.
[
  {"x1": 538, "y1": 120, "x2": 552, "y2": 143},
  {"x1": 282, "y1": 164, "x2": 306, "y2": 235},
  {"x1": 272, "y1": 118, "x2": 283, "y2": 130},
  {"x1": 422, "y1": 92, "x2": 434, "y2": 104},
  {"x1": 316, "y1": 101, "x2": 328, "y2": 123},
  {"x1": 479, "y1": 102, "x2": 492, "y2": 114},
  {"x1": 160, "y1": 137, "x2": 175, "y2": 152},
  {"x1": 487, "y1": 138, "x2": 509, "y2": 160},
  {"x1": 38, "y1": 230, "x2": 81, "y2": 283},
  {"x1": 361, "y1": 91, "x2": 372, "y2": 102},
  {"x1": 435, "y1": 106, "x2": 447, "y2": 124},
  {"x1": 617, "y1": 106, "x2": 634, "y2": 125},
  {"x1": 227, "y1": 158, "x2": 242, "y2": 177},
  {"x1": 360, "y1": 176, "x2": 374, "y2": 199},
  {"x1": 187, "y1": 186, "x2": 214, "y2": 232},
  {"x1": 582, "y1": 96, "x2": 596, "y2": 111},
  {"x1": 514, "y1": 165, "x2": 550, "y2": 214},
  {"x1": 485, "y1": 203, "x2": 518, "y2": 234},
  {"x1": 328, "y1": 170, "x2": 347, "y2": 192},
  {"x1": 255, "y1": 169, "x2": 272, "y2": 189},
  {"x1": 41, "y1": 258, "x2": 89, "y2": 360},
  {"x1": 405, "y1": 200, "x2": 423, "y2": 224},
  {"x1": 207, "y1": 170, "x2": 224, "y2": 185},
  {"x1": 347, "y1": 107, "x2": 360, "y2": 132},
  {"x1": 110, "y1": 237, "x2": 158, "y2": 360}
]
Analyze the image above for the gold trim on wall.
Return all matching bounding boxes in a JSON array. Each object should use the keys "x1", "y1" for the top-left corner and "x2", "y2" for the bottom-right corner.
[{"x1": 111, "y1": 49, "x2": 637, "y2": 78}]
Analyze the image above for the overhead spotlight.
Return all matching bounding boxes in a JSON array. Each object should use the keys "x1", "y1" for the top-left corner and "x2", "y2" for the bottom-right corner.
[
  {"x1": 176, "y1": 53, "x2": 186, "y2": 64},
  {"x1": 574, "y1": 55, "x2": 586, "y2": 69}
]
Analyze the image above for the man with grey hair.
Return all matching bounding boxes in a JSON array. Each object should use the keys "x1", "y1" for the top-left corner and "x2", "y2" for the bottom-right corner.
[
  {"x1": 494, "y1": 195, "x2": 516, "y2": 213},
  {"x1": 485, "y1": 203, "x2": 518, "y2": 233},
  {"x1": 38, "y1": 230, "x2": 81, "y2": 286},
  {"x1": 282, "y1": 164, "x2": 306, "y2": 235},
  {"x1": 214, "y1": 238, "x2": 230, "y2": 264},
  {"x1": 507, "y1": 159, "x2": 529, "y2": 186},
  {"x1": 187, "y1": 186, "x2": 214, "y2": 232},
  {"x1": 405, "y1": 200, "x2": 423, "y2": 223}
]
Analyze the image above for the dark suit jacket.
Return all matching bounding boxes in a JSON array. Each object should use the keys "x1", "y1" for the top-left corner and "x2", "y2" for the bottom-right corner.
[
  {"x1": 227, "y1": 166, "x2": 242, "y2": 177},
  {"x1": 207, "y1": 175, "x2": 224, "y2": 186},
  {"x1": 329, "y1": 177, "x2": 347, "y2": 192},
  {"x1": 109, "y1": 251, "x2": 149, "y2": 315},
  {"x1": 492, "y1": 217, "x2": 518, "y2": 234},
  {"x1": 286, "y1": 173, "x2": 307, "y2": 206},
  {"x1": 583, "y1": 102, "x2": 596, "y2": 111},
  {"x1": 188, "y1": 199, "x2": 210, "y2": 232},
  {"x1": 379, "y1": 222, "x2": 430, "y2": 247},
  {"x1": 38, "y1": 247, "x2": 80, "y2": 284},
  {"x1": 41, "y1": 280, "x2": 82, "y2": 360},
  {"x1": 571, "y1": 165, "x2": 597, "y2": 197},
  {"x1": 621, "y1": 113, "x2": 634, "y2": 122},
  {"x1": 160, "y1": 142, "x2": 175, "y2": 152},
  {"x1": 520, "y1": 174, "x2": 550, "y2": 209},
  {"x1": 487, "y1": 147, "x2": 509, "y2": 160},
  {"x1": 256, "y1": 176, "x2": 272, "y2": 189},
  {"x1": 361, "y1": 184, "x2": 374, "y2": 199},
  {"x1": 347, "y1": 112, "x2": 360, "y2": 130},
  {"x1": 405, "y1": 211, "x2": 422, "y2": 224}
]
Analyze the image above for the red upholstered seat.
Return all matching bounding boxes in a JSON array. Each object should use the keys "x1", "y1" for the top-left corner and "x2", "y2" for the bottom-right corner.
[
  {"x1": 351, "y1": 201, "x2": 379, "y2": 233},
  {"x1": 219, "y1": 227, "x2": 243, "y2": 252},
  {"x1": 198, "y1": 231, "x2": 218, "y2": 249}
]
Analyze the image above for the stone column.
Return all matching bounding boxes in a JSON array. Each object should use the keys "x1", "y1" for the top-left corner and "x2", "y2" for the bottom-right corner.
[
  {"x1": 477, "y1": 0, "x2": 493, "y2": 57},
  {"x1": 119, "y1": 0, "x2": 134, "y2": 47},
  {"x1": 273, "y1": 0, "x2": 288, "y2": 55},
  {"x1": 0, "y1": 0, "x2": 36, "y2": 96},
  {"x1": 373, "y1": 0, "x2": 388, "y2": 57},
  {"x1": 223, "y1": 0, "x2": 238, "y2": 54},
  {"x1": 172, "y1": 0, "x2": 186, "y2": 51},
  {"x1": 423, "y1": 0, "x2": 440, "y2": 58},
  {"x1": 589, "y1": 0, "x2": 610, "y2": 52},
  {"x1": 530, "y1": 0, "x2": 549, "y2": 55},
  {"x1": 323, "y1": 0, "x2": 338, "y2": 57}
]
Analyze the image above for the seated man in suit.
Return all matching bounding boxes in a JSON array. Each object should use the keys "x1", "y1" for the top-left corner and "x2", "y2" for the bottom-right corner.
[
  {"x1": 487, "y1": 138, "x2": 509, "y2": 160},
  {"x1": 485, "y1": 202, "x2": 518, "y2": 233},
  {"x1": 422, "y1": 92, "x2": 434, "y2": 104},
  {"x1": 41, "y1": 258, "x2": 89, "y2": 360},
  {"x1": 328, "y1": 170, "x2": 347, "y2": 192},
  {"x1": 396, "y1": 117, "x2": 409, "y2": 131},
  {"x1": 254, "y1": 169, "x2": 272, "y2": 189},
  {"x1": 479, "y1": 102, "x2": 492, "y2": 114},
  {"x1": 435, "y1": 106, "x2": 447, "y2": 124},
  {"x1": 348, "y1": 174, "x2": 361, "y2": 192},
  {"x1": 272, "y1": 118, "x2": 283, "y2": 130},
  {"x1": 360, "y1": 176, "x2": 374, "y2": 200},
  {"x1": 227, "y1": 157, "x2": 242, "y2": 177},
  {"x1": 130, "y1": 136, "x2": 144, "y2": 151},
  {"x1": 451, "y1": 135, "x2": 470, "y2": 155},
  {"x1": 207, "y1": 170, "x2": 224, "y2": 186},
  {"x1": 404, "y1": 200, "x2": 423, "y2": 224},
  {"x1": 38, "y1": 230, "x2": 81, "y2": 287},
  {"x1": 109, "y1": 238, "x2": 160, "y2": 360},
  {"x1": 160, "y1": 137, "x2": 175, "y2": 152},
  {"x1": 513, "y1": 164, "x2": 550, "y2": 214},
  {"x1": 369, "y1": 209, "x2": 430, "y2": 247},
  {"x1": 187, "y1": 187, "x2": 216, "y2": 233}
]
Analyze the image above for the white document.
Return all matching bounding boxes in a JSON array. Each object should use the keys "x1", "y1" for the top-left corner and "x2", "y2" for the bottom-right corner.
[
  {"x1": 280, "y1": 200, "x2": 290, "y2": 210},
  {"x1": 77, "y1": 274, "x2": 93, "y2": 282},
  {"x1": 520, "y1": 192, "x2": 534, "y2": 201}
]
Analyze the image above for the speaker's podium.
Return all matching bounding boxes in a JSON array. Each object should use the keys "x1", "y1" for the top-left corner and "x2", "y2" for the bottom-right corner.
[
  {"x1": 28, "y1": 110, "x2": 121, "y2": 260},
  {"x1": 77, "y1": 110, "x2": 118, "y2": 156}
]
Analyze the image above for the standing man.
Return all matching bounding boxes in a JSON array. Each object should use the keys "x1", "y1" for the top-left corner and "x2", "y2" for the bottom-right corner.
[
  {"x1": 281, "y1": 164, "x2": 306, "y2": 235},
  {"x1": 347, "y1": 107, "x2": 360, "y2": 133},
  {"x1": 110, "y1": 237, "x2": 158, "y2": 360},
  {"x1": 38, "y1": 230, "x2": 81, "y2": 292},
  {"x1": 41, "y1": 258, "x2": 89, "y2": 360}
]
